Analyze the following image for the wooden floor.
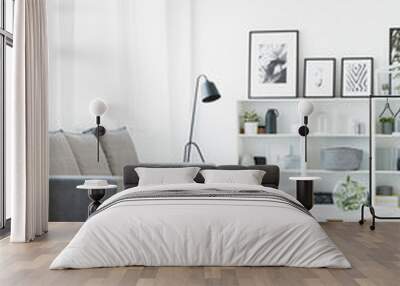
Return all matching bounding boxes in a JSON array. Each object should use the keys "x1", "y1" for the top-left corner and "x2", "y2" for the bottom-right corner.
[{"x1": 0, "y1": 222, "x2": 399, "y2": 286}]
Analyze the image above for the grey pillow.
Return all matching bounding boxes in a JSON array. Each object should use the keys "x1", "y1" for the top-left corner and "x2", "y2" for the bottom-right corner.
[
  {"x1": 49, "y1": 130, "x2": 81, "y2": 175},
  {"x1": 99, "y1": 127, "x2": 139, "y2": 176},
  {"x1": 65, "y1": 132, "x2": 112, "y2": 176}
]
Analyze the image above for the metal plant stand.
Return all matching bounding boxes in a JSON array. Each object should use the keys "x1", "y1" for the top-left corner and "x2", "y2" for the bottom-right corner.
[{"x1": 359, "y1": 94, "x2": 400, "y2": 230}]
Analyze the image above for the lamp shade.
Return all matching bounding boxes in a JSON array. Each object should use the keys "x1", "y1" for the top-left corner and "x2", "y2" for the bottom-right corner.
[
  {"x1": 201, "y1": 80, "x2": 221, "y2": 103},
  {"x1": 298, "y1": 100, "x2": 314, "y2": 116},
  {"x1": 89, "y1": 99, "x2": 108, "y2": 116}
]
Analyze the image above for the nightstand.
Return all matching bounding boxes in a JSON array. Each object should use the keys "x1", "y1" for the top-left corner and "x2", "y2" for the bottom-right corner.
[
  {"x1": 76, "y1": 183, "x2": 117, "y2": 217},
  {"x1": 289, "y1": 176, "x2": 321, "y2": 210}
]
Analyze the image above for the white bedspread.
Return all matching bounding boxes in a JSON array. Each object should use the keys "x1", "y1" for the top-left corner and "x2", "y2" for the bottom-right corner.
[{"x1": 50, "y1": 183, "x2": 351, "y2": 269}]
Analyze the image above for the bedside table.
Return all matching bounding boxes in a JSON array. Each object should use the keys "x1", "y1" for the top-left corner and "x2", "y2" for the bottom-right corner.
[
  {"x1": 76, "y1": 184, "x2": 117, "y2": 217},
  {"x1": 289, "y1": 176, "x2": 321, "y2": 210}
]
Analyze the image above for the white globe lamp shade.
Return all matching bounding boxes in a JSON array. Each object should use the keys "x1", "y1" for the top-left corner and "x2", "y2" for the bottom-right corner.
[
  {"x1": 298, "y1": 100, "x2": 314, "y2": 116},
  {"x1": 89, "y1": 99, "x2": 107, "y2": 116}
]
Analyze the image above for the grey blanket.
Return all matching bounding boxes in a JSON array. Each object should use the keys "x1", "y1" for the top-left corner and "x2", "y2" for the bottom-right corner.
[{"x1": 91, "y1": 189, "x2": 311, "y2": 218}]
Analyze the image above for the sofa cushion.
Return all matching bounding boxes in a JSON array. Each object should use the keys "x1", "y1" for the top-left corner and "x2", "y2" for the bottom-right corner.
[
  {"x1": 99, "y1": 127, "x2": 139, "y2": 176},
  {"x1": 65, "y1": 132, "x2": 112, "y2": 176},
  {"x1": 49, "y1": 130, "x2": 81, "y2": 176}
]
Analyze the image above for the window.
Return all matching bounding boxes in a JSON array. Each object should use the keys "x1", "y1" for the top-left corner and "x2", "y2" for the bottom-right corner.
[{"x1": 0, "y1": 0, "x2": 13, "y2": 230}]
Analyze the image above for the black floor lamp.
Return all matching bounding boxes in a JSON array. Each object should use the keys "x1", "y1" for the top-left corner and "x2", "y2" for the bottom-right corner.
[{"x1": 183, "y1": 74, "x2": 221, "y2": 163}]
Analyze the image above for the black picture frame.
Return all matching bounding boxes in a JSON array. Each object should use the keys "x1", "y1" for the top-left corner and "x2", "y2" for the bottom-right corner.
[
  {"x1": 248, "y1": 30, "x2": 299, "y2": 99},
  {"x1": 389, "y1": 28, "x2": 400, "y2": 96},
  {"x1": 389, "y1": 28, "x2": 400, "y2": 66},
  {"x1": 340, "y1": 57, "x2": 374, "y2": 98},
  {"x1": 303, "y1": 58, "x2": 336, "y2": 98}
]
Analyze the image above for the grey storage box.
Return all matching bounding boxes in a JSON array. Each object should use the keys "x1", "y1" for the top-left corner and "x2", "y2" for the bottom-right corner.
[{"x1": 321, "y1": 147, "x2": 363, "y2": 170}]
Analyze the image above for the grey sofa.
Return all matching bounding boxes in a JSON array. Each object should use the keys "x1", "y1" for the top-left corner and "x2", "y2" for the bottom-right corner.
[{"x1": 49, "y1": 127, "x2": 139, "y2": 222}]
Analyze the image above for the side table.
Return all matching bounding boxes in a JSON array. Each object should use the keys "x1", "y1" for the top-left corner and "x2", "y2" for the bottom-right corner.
[
  {"x1": 289, "y1": 176, "x2": 321, "y2": 210},
  {"x1": 76, "y1": 184, "x2": 117, "y2": 217}
]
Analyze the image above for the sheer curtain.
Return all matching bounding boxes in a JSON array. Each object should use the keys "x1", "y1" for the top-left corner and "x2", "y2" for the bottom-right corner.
[{"x1": 9, "y1": 0, "x2": 49, "y2": 242}]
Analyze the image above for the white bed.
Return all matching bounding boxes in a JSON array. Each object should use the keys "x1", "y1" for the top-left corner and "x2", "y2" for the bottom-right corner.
[{"x1": 50, "y1": 183, "x2": 351, "y2": 269}]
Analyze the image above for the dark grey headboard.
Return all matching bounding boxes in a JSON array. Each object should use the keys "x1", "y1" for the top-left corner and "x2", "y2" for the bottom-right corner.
[{"x1": 123, "y1": 164, "x2": 280, "y2": 189}]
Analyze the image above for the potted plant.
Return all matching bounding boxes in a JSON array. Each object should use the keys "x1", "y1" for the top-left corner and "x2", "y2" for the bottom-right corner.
[
  {"x1": 379, "y1": 116, "x2": 395, "y2": 134},
  {"x1": 333, "y1": 176, "x2": 367, "y2": 211},
  {"x1": 243, "y1": 110, "x2": 259, "y2": 135}
]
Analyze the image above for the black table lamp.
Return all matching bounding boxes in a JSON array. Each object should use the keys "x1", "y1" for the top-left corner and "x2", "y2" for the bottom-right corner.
[{"x1": 183, "y1": 74, "x2": 221, "y2": 162}]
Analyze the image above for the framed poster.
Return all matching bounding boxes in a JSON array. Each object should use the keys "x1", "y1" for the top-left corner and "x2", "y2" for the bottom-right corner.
[
  {"x1": 341, "y1": 57, "x2": 374, "y2": 97},
  {"x1": 390, "y1": 28, "x2": 400, "y2": 95},
  {"x1": 248, "y1": 30, "x2": 299, "y2": 98},
  {"x1": 304, "y1": 58, "x2": 336, "y2": 98}
]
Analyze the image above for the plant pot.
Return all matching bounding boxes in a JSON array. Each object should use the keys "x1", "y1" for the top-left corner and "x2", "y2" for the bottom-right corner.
[
  {"x1": 244, "y1": 122, "x2": 258, "y2": 135},
  {"x1": 333, "y1": 176, "x2": 367, "y2": 212},
  {"x1": 382, "y1": 122, "x2": 394, "y2": 134}
]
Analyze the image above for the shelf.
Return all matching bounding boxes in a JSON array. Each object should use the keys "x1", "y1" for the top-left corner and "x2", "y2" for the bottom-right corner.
[
  {"x1": 239, "y1": 133, "x2": 368, "y2": 138},
  {"x1": 238, "y1": 98, "x2": 370, "y2": 103},
  {"x1": 309, "y1": 134, "x2": 368, "y2": 138},
  {"x1": 375, "y1": 170, "x2": 400, "y2": 175},
  {"x1": 239, "y1": 133, "x2": 297, "y2": 138},
  {"x1": 281, "y1": 169, "x2": 369, "y2": 174},
  {"x1": 375, "y1": 134, "x2": 400, "y2": 138}
]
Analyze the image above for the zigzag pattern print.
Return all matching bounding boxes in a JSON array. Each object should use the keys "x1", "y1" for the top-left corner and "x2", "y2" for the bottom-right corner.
[{"x1": 345, "y1": 63, "x2": 368, "y2": 92}]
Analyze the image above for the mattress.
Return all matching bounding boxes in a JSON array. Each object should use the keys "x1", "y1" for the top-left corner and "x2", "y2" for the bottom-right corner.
[{"x1": 50, "y1": 183, "x2": 351, "y2": 269}]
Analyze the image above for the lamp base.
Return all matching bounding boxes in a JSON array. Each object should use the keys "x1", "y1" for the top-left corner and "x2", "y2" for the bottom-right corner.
[{"x1": 183, "y1": 141, "x2": 205, "y2": 163}]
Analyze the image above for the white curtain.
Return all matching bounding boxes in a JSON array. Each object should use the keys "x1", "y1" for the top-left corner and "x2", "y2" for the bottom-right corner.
[{"x1": 9, "y1": 0, "x2": 49, "y2": 242}]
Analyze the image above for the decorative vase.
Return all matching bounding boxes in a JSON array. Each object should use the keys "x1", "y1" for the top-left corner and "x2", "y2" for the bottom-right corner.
[
  {"x1": 265, "y1": 109, "x2": 279, "y2": 134},
  {"x1": 244, "y1": 122, "x2": 258, "y2": 135},
  {"x1": 333, "y1": 176, "x2": 367, "y2": 211},
  {"x1": 382, "y1": 122, "x2": 394, "y2": 134}
]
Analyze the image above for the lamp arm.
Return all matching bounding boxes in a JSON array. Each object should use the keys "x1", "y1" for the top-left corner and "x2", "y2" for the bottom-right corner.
[{"x1": 186, "y1": 74, "x2": 208, "y2": 161}]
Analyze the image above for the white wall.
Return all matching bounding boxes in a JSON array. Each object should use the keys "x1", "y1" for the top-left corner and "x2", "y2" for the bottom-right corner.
[
  {"x1": 48, "y1": 0, "x2": 400, "y2": 164},
  {"x1": 192, "y1": 0, "x2": 400, "y2": 164},
  {"x1": 48, "y1": 0, "x2": 192, "y2": 162}
]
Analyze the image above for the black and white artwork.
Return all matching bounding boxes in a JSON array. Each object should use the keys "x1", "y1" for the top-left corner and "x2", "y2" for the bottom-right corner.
[
  {"x1": 248, "y1": 30, "x2": 298, "y2": 98},
  {"x1": 390, "y1": 28, "x2": 400, "y2": 95},
  {"x1": 304, "y1": 58, "x2": 336, "y2": 98},
  {"x1": 341, "y1": 58, "x2": 373, "y2": 97}
]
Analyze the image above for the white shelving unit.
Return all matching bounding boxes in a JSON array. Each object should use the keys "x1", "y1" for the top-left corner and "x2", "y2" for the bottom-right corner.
[
  {"x1": 237, "y1": 97, "x2": 400, "y2": 221},
  {"x1": 237, "y1": 98, "x2": 371, "y2": 222}
]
